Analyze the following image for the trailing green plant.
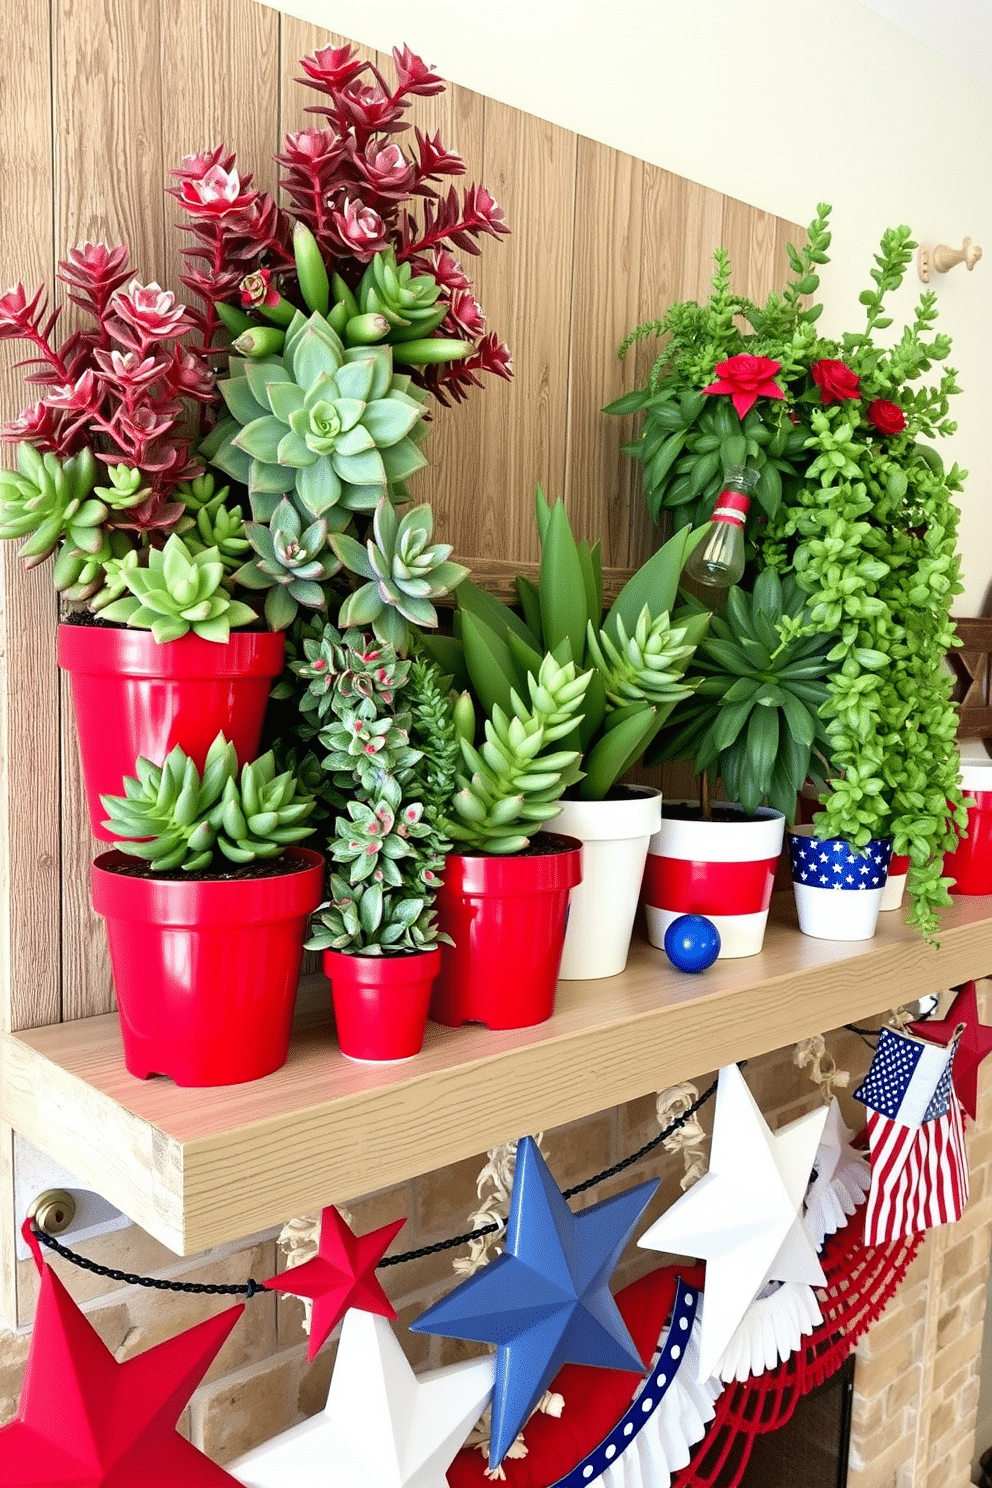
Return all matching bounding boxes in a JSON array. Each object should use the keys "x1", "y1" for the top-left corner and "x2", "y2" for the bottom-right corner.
[
  {"x1": 610, "y1": 203, "x2": 969, "y2": 936},
  {"x1": 299, "y1": 625, "x2": 458, "y2": 955},
  {"x1": 428, "y1": 490, "x2": 709, "y2": 801},
  {"x1": 98, "y1": 531, "x2": 257, "y2": 643},
  {"x1": 647, "y1": 570, "x2": 837, "y2": 820},
  {"x1": 444, "y1": 651, "x2": 592, "y2": 854},
  {"x1": 100, "y1": 732, "x2": 315, "y2": 871}
]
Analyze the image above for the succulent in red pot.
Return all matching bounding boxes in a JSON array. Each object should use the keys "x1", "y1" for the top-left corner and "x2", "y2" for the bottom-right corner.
[{"x1": 92, "y1": 733, "x2": 322, "y2": 1087}]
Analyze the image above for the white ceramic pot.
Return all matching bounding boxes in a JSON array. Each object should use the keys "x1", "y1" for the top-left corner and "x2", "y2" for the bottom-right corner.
[
  {"x1": 542, "y1": 787, "x2": 662, "y2": 980},
  {"x1": 879, "y1": 857, "x2": 909, "y2": 911},
  {"x1": 642, "y1": 804, "x2": 785, "y2": 959},
  {"x1": 788, "y1": 827, "x2": 891, "y2": 940}
]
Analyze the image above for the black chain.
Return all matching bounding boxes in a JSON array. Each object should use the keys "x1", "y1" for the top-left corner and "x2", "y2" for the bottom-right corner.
[{"x1": 30, "y1": 1072, "x2": 724, "y2": 1291}]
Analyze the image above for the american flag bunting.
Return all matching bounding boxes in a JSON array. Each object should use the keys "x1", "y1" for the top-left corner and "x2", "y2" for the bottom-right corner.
[{"x1": 854, "y1": 1027, "x2": 968, "y2": 1246}]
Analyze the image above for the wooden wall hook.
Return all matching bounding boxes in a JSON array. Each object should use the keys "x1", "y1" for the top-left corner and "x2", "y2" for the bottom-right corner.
[{"x1": 918, "y1": 237, "x2": 983, "y2": 282}]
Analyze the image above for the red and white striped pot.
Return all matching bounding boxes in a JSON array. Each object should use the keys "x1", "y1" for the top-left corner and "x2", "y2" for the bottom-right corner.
[{"x1": 642, "y1": 804, "x2": 785, "y2": 959}]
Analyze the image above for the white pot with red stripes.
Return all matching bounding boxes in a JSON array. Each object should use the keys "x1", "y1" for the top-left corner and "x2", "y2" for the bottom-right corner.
[
  {"x1": 642, "y1": 803, "x2": 785, "y2": 959},
  {"x1": 541, "y1": 786, "x2": 662, "y2": 979}
]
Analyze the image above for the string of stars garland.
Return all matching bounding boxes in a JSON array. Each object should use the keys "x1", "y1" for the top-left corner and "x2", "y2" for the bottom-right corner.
[
  {"x1": 26, "y1": 998, "x2": 939, "y2": 1297},
  {"x1": 28, "y1": 1073, "x2": 724, "y2": 1296}
]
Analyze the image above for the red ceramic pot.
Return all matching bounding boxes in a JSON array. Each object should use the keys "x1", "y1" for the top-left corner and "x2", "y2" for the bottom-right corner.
[
  {"x1": 324, "y1": 948, "x2": 441, "y2": 1062},
  {"x1": 59, "y1": 624, "x2": 285, "y2": 841},
  {"x1": 91, "y1": 847, "x2": 324, "y2": 1087},
  {"x1": 431, "y1": 835, "x2": 583, "y2": 1031}
]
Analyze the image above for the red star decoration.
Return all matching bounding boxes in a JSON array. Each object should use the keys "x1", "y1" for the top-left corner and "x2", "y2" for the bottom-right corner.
[
  {"x1": 263, "y1": 1206, "x2": 405, "y2": 1360},
  {"x1": 0, "y1": 1263, "x2": 243, "y2": 1486},
  {"x1": 910, "y1": 980, "x2": 992, "y2": 1120}
]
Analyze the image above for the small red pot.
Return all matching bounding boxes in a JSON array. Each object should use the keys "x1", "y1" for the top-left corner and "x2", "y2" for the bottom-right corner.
[
  {"x1": 944, "y1": 763, "x2": 992, "y2": 895},
  {"x1": 323, "y1": 948, "x2": 441, "y2": 1062},
  {"x1": 91, "y1": 847, "x2": 324, "y2": 1087},
  {"x1": 431, "y1": 835, "x2": 583, "y2": 1031},
  {"x1": 59, "y1": 624, "x2": 285, "y2": 841}
]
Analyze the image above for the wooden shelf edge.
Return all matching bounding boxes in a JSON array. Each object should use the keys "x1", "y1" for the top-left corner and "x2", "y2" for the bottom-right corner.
[{"x1": 4, "y1": 894, "x2": 992, "y2": 1255}]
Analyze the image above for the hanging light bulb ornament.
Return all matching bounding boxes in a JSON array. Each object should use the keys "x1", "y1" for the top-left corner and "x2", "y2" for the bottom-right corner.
[{"x1": 682, "y1": 466, "x2": 758, "y2": 589}]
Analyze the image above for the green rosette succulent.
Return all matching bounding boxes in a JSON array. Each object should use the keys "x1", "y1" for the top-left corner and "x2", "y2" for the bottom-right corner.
[
  {"x1": 174, "y1": 473, "x2": 250, "y2": 575},
  {"x1": 99, "y1": 532, "x2": 258, "y2": 643},
  {"x1": 206, "y1": 308, "x2": 429, "y2": 524},
  {"x1": 101, "y1": 732, "x2": 315, "y2": 872},
  {"x1": 333, "y1": 497, "x2": 470, "y2": 652},
  {"x1": 231, "y1": 497, "x2": 341, "y2": 631},
  {"x1": 0, "y1": 444, "x2": 101, "y2": 566},
  {"x1": 294, "y1": 624, "x2": 411, "y2": 739},
  {"x1": 355, "y1": 248, "x2": 448, "y2": 341}
]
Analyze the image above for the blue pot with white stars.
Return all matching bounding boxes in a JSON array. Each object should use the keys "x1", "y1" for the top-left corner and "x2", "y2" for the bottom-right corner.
[{"x1": 789, "y1": 826, "x2": 892, "y2": 941}]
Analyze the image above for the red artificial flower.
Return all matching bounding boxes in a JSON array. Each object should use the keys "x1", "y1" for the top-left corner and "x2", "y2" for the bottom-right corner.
[
  {"x1": 353, "y1": 140, "x2": 417, "y2": 200},
  {"x1": 867, "y1": 398, "x2": 906, "y2": 435},
  {"x1": 93, "y1": 348, "x2": 164, "y2": 392},
  {"x1": 811, "y1": 358, "x2": 860, "y2": 404},
  {"x1": 58, "y1": 243, "x2": 132, "y2": 317},
  {"x1": 447, "y1": 289, "x2": 485, "y2": 339},
  {"x1": 1, "y1": 400, "x2": 65, "y2": 451},
  {"x1": 177, "y1": 163, "x2": 256, "y2": 219},
  {"x1": 331, "y1": 196, "x2": 391, "y2": 259},
  {"x1": 239, "y1": 269, "x2": 280, "y2": 310},
  {"x1": 390, "y1": 45, "x2": 445, "y2": 98},
  {"x1": 0, "y1": 283, "x2": 45, "y2": 339},
  {"x1": 110, "y1": 282, "x2": 196, "y2": 347},
  {"x1": 336, "y1": 80, "x2": 399, "y2": 134},
  {"x1": 426, "y1": 250, "x2": 471, "y2": 291},
  {"x1": 298, "y1": 44, "x2": 368, "y2": 93},
  {"x1": 415, "y1": 130, "x2": 466, "y2": 181},
  {"x1": 702, "y1": 354, "x2": 785, "y2": 420},
  {"x1": 43, "y1": 371, "x2": 99, "y2": 413}
]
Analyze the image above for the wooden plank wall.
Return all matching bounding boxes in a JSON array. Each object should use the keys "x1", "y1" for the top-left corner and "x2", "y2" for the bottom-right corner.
[{"x1": 0, "y1": 0, "x2": 803, "y2": 1039}]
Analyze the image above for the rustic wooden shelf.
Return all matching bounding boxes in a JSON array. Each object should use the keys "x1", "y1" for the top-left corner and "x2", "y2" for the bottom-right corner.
[{"x1": 4, "y1": 891, "x2": 992, "y2": 1257}]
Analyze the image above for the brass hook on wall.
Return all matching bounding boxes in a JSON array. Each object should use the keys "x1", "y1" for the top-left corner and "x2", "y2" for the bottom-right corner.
[{"x1": 918, "y1": 237, "x2": 983, "y2": 283}]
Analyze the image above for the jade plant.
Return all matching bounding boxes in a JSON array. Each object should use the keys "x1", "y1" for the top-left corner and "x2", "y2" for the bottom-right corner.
[
  {"x1": 430, "y1": 491, "x2": 709, "y2": 802},
  {"x1": 295, "y1": 626, "x2": 459, "y2": 954},
  {"x1": 648, "y1": 570, "x2": 838, "y2": 820},
  {"x1": 101, "y1": 732, "x2": 315, "y2": 872},
  {"x1": 610, "y1": 204, "x2": 969, "y2": 936}
]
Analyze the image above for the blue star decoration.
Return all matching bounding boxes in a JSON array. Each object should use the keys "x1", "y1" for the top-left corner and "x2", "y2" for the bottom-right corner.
[{"x1": 410, "y1": 1137, "x2": 658, "y2": 1469}]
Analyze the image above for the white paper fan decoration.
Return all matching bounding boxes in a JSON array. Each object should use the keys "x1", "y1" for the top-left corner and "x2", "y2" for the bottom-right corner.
[
  {"x1": 548, "y1": 1280, "x2": 722, "y2": 1488},
  {"x1": 803, "y1": 1098, "x2": 871, "y2": 1252},
  {"x1": 707, "y1": 1281, "x2": 822, "y2": 1384}
]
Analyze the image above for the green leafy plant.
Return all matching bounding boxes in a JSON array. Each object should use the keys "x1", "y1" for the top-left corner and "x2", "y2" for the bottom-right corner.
[
  {"x1": 648, "y1": 571, "x2": 837, "y2": 820},
  {"x1": 445, "y1": 651, "x2": 592, "y2": 854},
  {"x1": 297, "y1": 626, "x2": 458, "y2": 955},
  {"x1": 610, "y1": 204, "x2": 968, "y2": 935},
  {"x1": 431, "y1": 491, "x2": 709, "y2": 802},
  {"x1": 99, "y1": 532, "x2": 257, "y2": 642},
  {"x1": 101, "y1": 732, "x2": 315, "y2": 871}
]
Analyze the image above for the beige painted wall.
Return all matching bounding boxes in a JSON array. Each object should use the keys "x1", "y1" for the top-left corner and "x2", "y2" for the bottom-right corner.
[{"x1": 260, "y1": 0, "x2": 992, "y2": 613}]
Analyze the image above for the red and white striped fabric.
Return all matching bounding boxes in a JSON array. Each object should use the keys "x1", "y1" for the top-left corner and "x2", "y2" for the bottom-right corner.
[
  {"x1": 855, "y1": 1027, "x2": 969, "y2": 1246},
  {"x1": 642, "y1": 806, "x2": 785, "y2": 959}
]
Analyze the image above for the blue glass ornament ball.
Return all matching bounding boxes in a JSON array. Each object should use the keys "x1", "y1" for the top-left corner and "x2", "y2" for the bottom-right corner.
[{"x1": 663, "y1": 915, "x2": 721, "y2": 973}]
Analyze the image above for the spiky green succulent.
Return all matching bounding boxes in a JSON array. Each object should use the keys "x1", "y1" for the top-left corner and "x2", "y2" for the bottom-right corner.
[
  {"x1": 99, "y1": 532, "x2": 257, "y2": 643},
  {"x1": 647, "y1": 568, "x2": 838, "y2": 820},
  {"x1": 0, "y1": 444, "x2": 100, "y2": 566},
  {"x1": 585, "y1": 606, "x2": 700, "y2": 708},
  {"x1": 293, "y1": 624, "x2": 411, "y2": 740},
  {"x1": 174, "y1": 473, "x2": 249, "y2": 574},
  {"x1": 422, "y1": 489, "x2": 709, "y2": 801},
  {"x1": 101, "y1": 732, "x2": 315, "y2": 872},
  {"x1": 355, "y1": 248, "x2": 448, "y2": 341},
  {"x1": 231, "y1": 497, "x2": 340, "y2": 631},
  {"x1": 302, "y1": 626, "x2": 456, "y2": 955},
  {"x1": 205, "y1": 309, "x2": 429, "y2": 525},
  {"x1": 333, "y1": 497, "x2": 470, "y2": 652},
  {"x1": 445, "y1": 652, "x2": 592, "y2": 854}
]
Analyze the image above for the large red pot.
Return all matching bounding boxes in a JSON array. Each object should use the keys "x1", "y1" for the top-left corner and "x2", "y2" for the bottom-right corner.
[
  {"x1": 324, "y1": 948, "x2": 441, "y2": 1062},
  {"x1": 59, "y1": 624, "x2": 285, "y2": 841},
  {"x1": 91, "y1": 847, "x2": 324, "y2": 1087},
  {"x1": 431, "y1": 835, "x2": 583, "y2": 1031}
]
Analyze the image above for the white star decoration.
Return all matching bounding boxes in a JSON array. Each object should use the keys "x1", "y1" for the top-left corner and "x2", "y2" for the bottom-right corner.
[
  {"x1": 230, "y1": 1309, "x2": 494, "y2": 1488},
  {"x1": 637, "y1": 1065, "x2": 828, "y2": 1381}
]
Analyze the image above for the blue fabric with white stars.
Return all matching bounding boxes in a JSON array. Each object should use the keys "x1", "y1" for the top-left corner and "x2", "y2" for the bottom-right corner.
[
  {"x1": 548, "y1": 1279, "x2": 699, "y2": 1488},
  {"x1": 853, "y1": 1026, "x2": 952, "y2": 1122},
  {"x1": 788, "y1": 836, "x2": 892, "y2": 890}
]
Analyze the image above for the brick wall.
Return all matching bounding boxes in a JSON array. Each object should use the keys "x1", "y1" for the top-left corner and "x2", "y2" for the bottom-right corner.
[{"x1": 2, "y1": 999, "x2": 990, "y2": 1480}]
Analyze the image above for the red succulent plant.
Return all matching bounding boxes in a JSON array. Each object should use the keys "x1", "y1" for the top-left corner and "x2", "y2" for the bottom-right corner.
[{"x1": 171, "y1": 42, "x2": 511, "y2": 405}]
